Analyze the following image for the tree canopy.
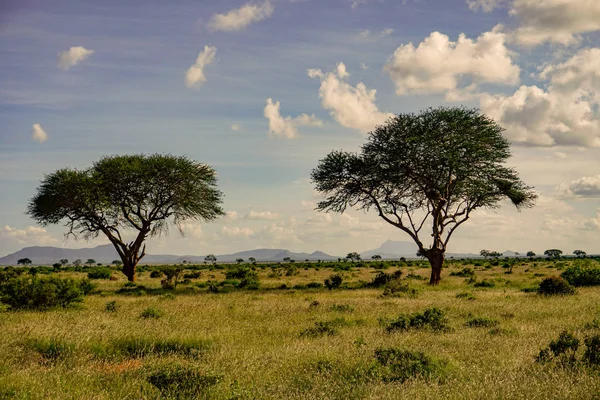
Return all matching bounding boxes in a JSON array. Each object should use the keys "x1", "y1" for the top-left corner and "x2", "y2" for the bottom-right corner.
[
  {"x1": 27, "y1": 154, "x2": 224, "y2": 281},
  {"x1": 311, "y1": 107, "x2": 536, "y2": 284}
]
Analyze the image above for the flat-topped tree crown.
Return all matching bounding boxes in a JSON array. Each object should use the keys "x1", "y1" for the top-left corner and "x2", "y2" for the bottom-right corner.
[
  {"x1": 311, "y1": 107, "x2": 537, "y2": 285},
  {"x1": 27, "y1": 154, "x2": 224, "y2": 281}
]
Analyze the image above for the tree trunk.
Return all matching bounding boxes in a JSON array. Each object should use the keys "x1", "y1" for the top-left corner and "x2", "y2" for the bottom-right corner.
[
  {"x1": 427, "y1": 251, "x2": 444, "y2": 285},
  {"x1": 122, "y1": 261, "x2": 137, "y2": 282}
]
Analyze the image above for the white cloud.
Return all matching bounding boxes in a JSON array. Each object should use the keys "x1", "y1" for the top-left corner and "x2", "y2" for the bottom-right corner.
[
  {"x1": 360, "y1": 63, "x2": 369, "y2": 70},
  {"x1": 355, "y1": 28, "x2": 393, "y2": 41},
  {"x1": 225, "y1": 211, "x2": 239, "y2": 220},
  {"x1": 208, "y1": 1, "x2": 273, "y2": 32},
  {"x1": 231, "y1": 123, "x2": 243, "y2": 131},
  {"x1": 563, "y1": 175, "x2": 600, "y2": 197},
  {"x1": 510, "y1": 0, "x2": 600, "y2": 47},
  {"x1": 384, "y1": 27, "x2": 519, "y2": 100},
  {"x1": 219, "y1": 226, "x2": 254, "y2": 238},
  {"x1": 480, "y1": 48, "x2": 600, "y2": 147},
  {"x1": 179, "y1": 222, "x2": 204, "y2": 238},
  {"x1": 243, "y1": 211, "x2": 280, "y2": 220},
  {"x1": 185, "y1": 45, "x2": 217, "y2": 88},
  {"x1": 336, "y1": 62, "x2": 349, "y2": 78},
  {"x1": 57, "y1": 46, "x2": 94, "y2": 70},
  {"x1": 0, "y1": 225, "x2": 58, "y2": 246},
  {"x1": 466, "y1": 0, "x2": 506, "y2": 12},
  {"x1": 31, "y1": 123, "x2": 48, "y2": 143},
  {"x1": 263, "y1": 98, "x2": 323, "y2": 139},
  {"x1": 308, "y1": 63, "x2": 393, "y2": 133}
]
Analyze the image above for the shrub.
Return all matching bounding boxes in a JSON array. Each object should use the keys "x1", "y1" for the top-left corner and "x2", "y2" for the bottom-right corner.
[
  {"x1": 374, "y1": 347, "x2": 448, "y2": 383},
  {"x1": 300, "y1": 321, "x2": 338, "y2": 337},
  {"x1": 382, "y1": 280, "x2": 419, "y2": 297},
  {"x1": 324, "y1": 274, "x2": 343, "y2": 290},
  {"x1": 225, "y1": 267, "x2": 252, "y2": 280},
  {"x1": 329, "y1": 304, "x2": 354, "y2": 313},
  {"x1": 561, "y1": 265, "x2": 600, "y2": 287},
  {"x1": 465, "y1": 317, "x2": 499, "y2": 328},
  {"x1": 536, "y1": 331, "x2": 579, "y2": 364},
  {"x1": 105, "y1": 300, "x2": 119, "y2": 312},
  {"x1": 96, "y1": 337, "x2": 211, "y2": 358},
  {"x1": 147, "y1": 365, "x2": 221, "y2": 396},
  {"x1": 140, "y1": 307, "x2": 163, "y2": 319},
  {"x1": 450, "y1": 268, "x2": 475, "y2": 277},
  {"x1": 183, "y1": 271, "x2": 202, "y2": 279},
  {"x1": 456, "y1": 292, "x2": 476, "y2": 301},
  {"x1": 473, "y1": 279, "x2": 495, "y2": 288},
  {"x1": 538, "y1": 276, "x2": 576, "y2": 296},
  {"x1": 386, "y1": 307, "x2": 450, "y2": 333},
  {"x1": 79, "y1": 278, "x2": 97, "y2": 295},
  {"x1": 160, "y1": 267, "x2": 182, "y2": 289},
  {"x1": 87, "y1": 268, "x2": 112, "y2": 280},
  {"x1": 24, "y1": 337, "x2": 75, "y2": 364},
  {"x1": 584, "y1": 334, "x2": 600, "y2": 365},
  {"x1": 238, "y1": 271, "x2": 260, "y2": 290},
  {"x1": 150, "y1": 270, "x2": 163, "y2": 278},
  {"x1": 405, "y1": 273, "x2": 426, "y2": 281},
  {"x1": 306, "y1": 282, "x2": 324, "y2": 289},
  {"x1": 369, "y1": 270, "x2": 402, "y2": 288},
  {"x1": 0, "y1": 276, "x2": 86, "y2": 310}
]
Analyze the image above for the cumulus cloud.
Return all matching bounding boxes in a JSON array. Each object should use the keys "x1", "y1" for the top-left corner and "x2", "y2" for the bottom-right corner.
[
  {"x1": 510, "y1": 0, "x2": 600, "y2": 47},
  {"x1": 179, "y1": 222, "x2": 203, "y2": 238},
  {"x1": 466, "y1": 0, "x2": 506, "y2": 12},
  {"x1": 263, "y1": 98, "x2": 323, "y2": 139},
  {"x1": 243, "y1": 211, "x2": 280, "y2": 220},
  {"x1": 563, "y1": 175, "x2": 600, "y2": 197},
  {"x1": 0, "y1": 225, "x2": 58, "y2": 246},
  {"x1": 31, "y1": 123, "x2": 48, "y2": 143},
  {"x1": 384, "y1": 27, "x2": 519, "y2": 100},
  {"x1": 208, "y1": 1, "x2": 273, "y2": 32},
  {"x1": 225, "y1": 211, "x2": 239, "y2": 220},
  {"x1": 57, "y1": 46, "x2": 94, "y2": 70},
  {"x1": 219, "y1": 226, "x2": 254, "y2": 238},
  {"x1": 185, "y1": 45, "x2": 217, "y2": 88},
  {"x1": 308, "y1": 63, "x2": 393, "y2": 133},
  {"x1": 231, "y1": 123, "x2": 243, "y2": 131},
  {"x1": 480, "y1": 48, "x2": 600, "y2": 147}
]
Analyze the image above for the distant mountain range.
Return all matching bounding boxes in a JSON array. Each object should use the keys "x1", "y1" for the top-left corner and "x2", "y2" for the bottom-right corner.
[{"x1": 0, "y1": 240, "x2": 484, "y2": 265}]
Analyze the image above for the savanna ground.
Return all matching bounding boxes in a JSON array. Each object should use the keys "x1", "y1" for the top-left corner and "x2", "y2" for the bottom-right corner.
[{"x1": 1, "y1": 258, "x2": 599, "y2": 399}]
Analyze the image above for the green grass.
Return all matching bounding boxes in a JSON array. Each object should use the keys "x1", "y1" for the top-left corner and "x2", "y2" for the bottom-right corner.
[{"x1": 1, "y1": 260, "x2": 600, "y2": 399}]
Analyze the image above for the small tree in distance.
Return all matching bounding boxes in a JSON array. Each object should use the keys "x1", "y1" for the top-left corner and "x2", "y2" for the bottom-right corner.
[
  {"x1": 573, "y1": 250, "x2": 586, "y2": 258},
  {"x1": 346, "y1": 252, "x2": 361, "y2": 262},
  {"x1": 527, "y1": 251, "x2": 536, "y2": 258},
  {"x1": 311, "y1": 107, "x2": 536, "y2": 285},
  {"x1": 371, "y1": 254, "x2": 382, "y2": 260},
  {"x1": 204, "y1": 254, "x2": 217, "y2": 264},
  {"x1": 544, "y1": 249, "x2": 563, "y2": 259},
  {"x1": 27, "y1": 154, "x2": 224, "y2": 282},
  {"x1": 60, "y1": 259, "x2": 69, "y2": 266},
  {"x1": 17, "y1": 258, "x2": 32, "y2": 266}
]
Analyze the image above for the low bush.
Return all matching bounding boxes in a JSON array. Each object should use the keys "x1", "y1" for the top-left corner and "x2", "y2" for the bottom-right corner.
[
  {"x1": 87, "y1": 268, "x2": 112, "y2": 280},
  {"x1": 160, "y1": 267, "x2": 182, "y2": 289},
  {"x1": 473, "y1": 279, "x2": 496, "y2": 288},
  {"x1": 0, "y1": 276, "x2": 88, "y2": 310},
  {"x1": 324, "y1": 274, "x2": 343, "y2": 290},
  {"x1": 306, "y1": 282, "x2": 324, "y2": 289},
  {"x1": 93, "y1": 337, "x2": 211, "y2": 359},
  {"x1": 538, "y1": 276, "x2": 576, "y2": 295},
  {"x1": 456, "y1": 292, "x2": 476, "y2": 301},
  {"x1": 147, "y1": 364, "x2": 221, "y2": 396},
  {"x1": 450, "y1": 268, "x2": 475, "y2": 277},
  {"x1": 238, "y1": 271, "x2": 260, "y2": 290},
  {"x1": 140, "y1": 307, "x2": 163, "y2": 319},
  {"x1": 584, "y1": 334, "x2": 600, "y2": 365},
  {"x1": 183, "y1": 271, "x2": 202, "y2": 279},
  {"x1": 300, "y1": 321, "x2": 338, "y2": 337},
  {"x1": 386, "y1": 307, "x2": 450, "y2": 333},
  {"x1": 105, "y1": 300, "x2": 119, "y2": 312},
  {"x1": 536, "y1": 331, "x2": 579, "y2": 364},
  {"x1": 561, "y1": 265, "x2": 600, "y2": 287},
  {"x1": 382, "y1": 280, "x2": 419, "y2": 297},
  {"x1": 369, "y1": 271, "x2": 402, "y2": 288},
  {"x1": 405, "y1": 273, "x2": 426, "y2": 281},
  {"x1": 150, "y1": 270, "x2": 163, "y2": 278},
  {"x1": 374, "y1": 347, "x2": 448, "y2": 383},
  {"x1": 465, "y1": 317, "x2": 499, "y2": 328}
]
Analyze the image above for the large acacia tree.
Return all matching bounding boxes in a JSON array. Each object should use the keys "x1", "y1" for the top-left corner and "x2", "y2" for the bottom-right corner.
[
  {"x1": 28, "y1": 154, "x2": 224, "y2": 281},
  {"x1": 311, "y1": 107, "x2": 537, "y2": 285}
]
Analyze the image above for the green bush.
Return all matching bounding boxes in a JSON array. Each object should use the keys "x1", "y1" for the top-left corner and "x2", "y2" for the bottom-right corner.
[
  {"x1": 306, "y1": 282, "x2": 324, "y2": 289},
  {"x1": 150, "y1": 270, "x2": 163, "y2": 278},
  {"x1": 140, "y1": 307, "x2": 163, "y2": 319},
  {"x1": 450, "y1": 268, "x2": 475, "y2": 277},
  {"x1": 147, "y1": 364, "x2": 221, "y2": 396},
  {"x1": 473, "y1": 279, "x2": 496, "y2": 288},
  {"x1": 369, "y1": 270, "x2": 402, "y2": 288},
  {"x1": 536, "y1": 331, "x2": 579, "y2": 364},
  {"x1": 183, "y1": 271, "x2": 202, "y2": 279},
  {"x1": 465, "y1": 317, "x2": 499, "y2": 328},
  {"x1": 538, "y1": 276, "x2": 576, "y2": 295},
  {"x1": 584, "y1": 334, "x2": 600, "y2": 365},
  {"x1": 374, "y1": 347, "x2": 448, "y2": 383},
  {"x1": 382, "y1": 280, "x2": 419, "y2": 297},
  {"x1": 93, "y1": 337, "x2": 211, "y2": 359},
  {"x1": 324, "y1": 274, "x2": 343, "y2": 290},
  {"x1": 0, "y1": 276, "x2": 86, "y2": 310},
  {"x1": 300, "y1": 321, "x2": 338, "y2": 337},
  {"x1": 238, "y1": 271, "x2": 260, "y2": 290},
  {"x1": 561, "y1": 265, "x2": 600, "y2": 287},
  {"x1": 87, "y1": 268, "x2": 112, "y2": 280},
  {"x1": 386, "y1": 307, "x2": 450, "y2": 333},
  {"x1": 456, "y1": 292, "x2": 476, "y2": 300},
  {"x1": 105, "y1": 300, "x2": 119, "y2": 312}
]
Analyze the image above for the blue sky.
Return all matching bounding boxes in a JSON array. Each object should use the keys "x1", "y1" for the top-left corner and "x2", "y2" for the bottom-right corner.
[{"x1": 2, "y1": 0, "x2": 600, "y2": 257}]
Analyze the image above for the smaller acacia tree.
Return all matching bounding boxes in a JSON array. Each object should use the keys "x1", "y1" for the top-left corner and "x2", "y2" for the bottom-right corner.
[
  {"x1": 544, "y1": 249, "x2": 563, "y2": 259},
  {"x1": 573, "y1": 250, "x2": 586, "y2": 258},
  {"x1": 17, "y1": 258, "x2": 32, "y2": 266},
  {"x1": 527, "y1": 251, "x2": 536, "y2": 258},
  {"x1": 27, "y1": 154, "x2": 224, "y2": 281},
  {"x1": 311, "y1": 107, "x2": 536, "y2": 285},
  {"x1": 346, "y1": 252, "x2": 361, "y2": 262}
]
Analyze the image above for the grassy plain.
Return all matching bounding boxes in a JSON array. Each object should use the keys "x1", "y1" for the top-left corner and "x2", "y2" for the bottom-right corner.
[{"x1": 1, "y1": 259, "x2": 599, "y2": 399}]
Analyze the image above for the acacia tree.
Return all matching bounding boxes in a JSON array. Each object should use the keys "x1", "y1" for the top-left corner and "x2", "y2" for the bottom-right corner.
[
  {"x1": 27, "y1": 154, "x2": 224, "y2": 282},
  {"x1": 311, "y1": 107, "x2": 536, "y2": 285}
]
